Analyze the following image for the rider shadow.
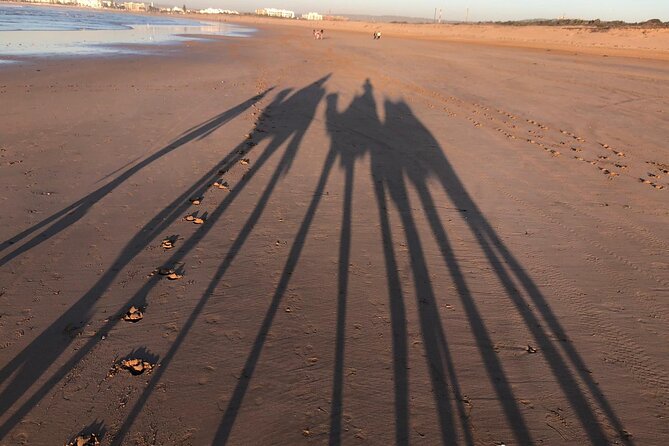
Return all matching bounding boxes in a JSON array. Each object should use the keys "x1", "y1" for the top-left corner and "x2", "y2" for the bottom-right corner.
[
  {"x1": 322, "y1": 79, "x2": 629, "y2": 445},
  {"x1": 211, "y1": 80, "x2": 482, "y2": 445},
  {"x1": 370, "y1": 94, "x2": 629, "y2": 445},
  {"x1": 324, "y1": 80, "x2": 473, "y2": 444},
  {"x1": 323, "y1": 81, "x2": 394, "y2": 444}
]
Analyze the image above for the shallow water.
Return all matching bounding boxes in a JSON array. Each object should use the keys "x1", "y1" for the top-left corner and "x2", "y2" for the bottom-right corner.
[{"x1": 0, "y1": 4, "x2": 254, "y2": 60}]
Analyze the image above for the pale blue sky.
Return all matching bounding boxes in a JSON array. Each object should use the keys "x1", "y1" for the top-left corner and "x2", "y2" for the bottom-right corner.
[{"x1": 186, "y1": 0, "x2": 668, "y2": 22}]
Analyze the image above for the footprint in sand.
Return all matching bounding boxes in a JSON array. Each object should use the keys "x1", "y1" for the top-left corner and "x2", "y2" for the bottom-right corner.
[
  {"x1": 161, "y1": 235, "x2": 179, "y2": 250},
  {"x1": 108, "y1": 350, "x2": 158, "y2": 377},
  {"x1": 66, "y1": 434, "x2": 100, "y2": 446},
  {"x1": 193, "y1": 212, "x2": 207, "y2": 225},
  {"x1": 151, "y1": 266, "x2": 183, "y2": 280},
  {"x1": 647, "y1": 161, "x2": 669, "y2": 173},
  {"x1": 212, "y1": 179, "x2": 226, "y2": 189},
  {"x1": 122, "y1": 306, "x2": 143, "y2": 322},
  {"x1": 118, "y1": 358, "x2": 155, "y2": 375},
  {"x1": 598, "y1": 167, "x2": 619, "y2": 178}
]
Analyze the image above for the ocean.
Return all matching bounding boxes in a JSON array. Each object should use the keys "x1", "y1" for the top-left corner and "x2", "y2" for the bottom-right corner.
[{"x1": 0, "y1": 4, "x2": 254, "y2": 59}]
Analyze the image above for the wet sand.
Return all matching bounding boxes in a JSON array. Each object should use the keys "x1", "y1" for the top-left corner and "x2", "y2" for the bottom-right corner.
[{"x1": 1, "y1": 21, "x2": 668, "y2": 446}]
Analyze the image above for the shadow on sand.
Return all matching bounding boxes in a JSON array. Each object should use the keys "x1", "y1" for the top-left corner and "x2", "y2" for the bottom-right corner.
[
  {"x1": 0, "y1": 87, "x2": 273, "y2": 437},
  {"x1": 0, "y1": 77, "x2": 631, "y2": 446},
  {"x1": 213, "y1": 79, "x2": 631, "y2": 446}
]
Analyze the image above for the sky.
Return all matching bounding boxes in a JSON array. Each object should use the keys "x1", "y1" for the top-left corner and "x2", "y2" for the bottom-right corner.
[{"x1": 184, "y1": 0, "x2": 669, "y2": 22}]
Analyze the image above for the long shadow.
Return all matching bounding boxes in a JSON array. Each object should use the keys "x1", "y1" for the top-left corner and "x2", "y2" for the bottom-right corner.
[
  {"x1": 213, "y1": 128, "x2": 339, "y2": 445},
  {"x1": 361, "y1": 84, "x2": 472, "y2": 445},
  {"x1": 211, "y1": 81, "x2": 467, "y2": 445},
  {"x1": 0, "y1": 90, "x2": 272, "y2": 439},
  {"x1": 323, "y1": 81, "x2": 474, "y2": 445},
  {"x1": 379, "y1": 97, "x2": 631, "y2": 445},
  {"x1": 211, "y1": 82, "x2": 386, "y2": 444},
  {"x1": 0, "y1": 91, "x2": 271, "y2": 267},
  {"x1": 323, "y1": 85, "x2": 409, "y2": 445},
  {"x1": 107, "y1": 75, "x2": 331, "y2": 445},
  {"x1": 212, "y1": 82, "x2": 384, "y2": 445}
]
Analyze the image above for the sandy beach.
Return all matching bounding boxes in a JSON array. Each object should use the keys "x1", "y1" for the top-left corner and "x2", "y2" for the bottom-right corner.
[{"x1": 1, "y1": 18, "x2": 668, "y2": 445}]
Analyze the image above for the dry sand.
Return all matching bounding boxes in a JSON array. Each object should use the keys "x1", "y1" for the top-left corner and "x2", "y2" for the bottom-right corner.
[
  {"x1": 1, "y1": 19, "x2": 668, "y2": 446},
  {"x1": 214, "y1": 14, "x2": 669, "y2": 60}
]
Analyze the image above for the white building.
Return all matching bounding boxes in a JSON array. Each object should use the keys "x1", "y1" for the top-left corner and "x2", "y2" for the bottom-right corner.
[
  {"x1": 122, "y1": 1, "x2": 146, "y2": 10},
  {"x1": 76, "y1": 0, "x2": 102, "y2": 7},
  {"x1": 255, "y1": 8, "x2": 295, "y2": 19},
  {"x1": 199, "y1": 8, "x2": 239, "y2": 14},
  {"x1": 301, "y1": 12, "x2": 322, "y2": 21},
  {"x1": 22, "y1": 0, "x2": 102, "y2": 6}
]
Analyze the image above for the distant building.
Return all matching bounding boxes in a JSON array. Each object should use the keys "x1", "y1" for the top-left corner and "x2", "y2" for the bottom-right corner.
[
  {"x1": 122, "y1": 1, "x2": 145, "y2": 10},
  {"x1": 198, "y1": 8, "x2": 239, "y2": 14},
  {"x1": 21, "y1": 0, "x2": 101, "y2": 7},
  {"x1": 255, "y1": 8, "x2": 295, "y2": 19},
  {"x1": 301, "y1": 12, "x2": 322, "y2": 21},
  {"x1": 158, "y1": 6, "x2": 183, "y2": 12},
  {"x1": 76, "y1": 0, "x2": 101, "y2": 8}
]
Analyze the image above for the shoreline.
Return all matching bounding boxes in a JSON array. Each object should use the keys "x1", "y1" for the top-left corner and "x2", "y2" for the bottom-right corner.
[{"x1": 0, "y1": 4, "x2": 256, "y2": 61}]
